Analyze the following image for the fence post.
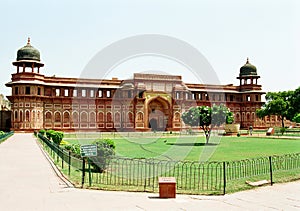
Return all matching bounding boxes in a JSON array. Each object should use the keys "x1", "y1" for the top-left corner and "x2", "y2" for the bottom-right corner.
[
  {"x1": 269, "y1": 156, "x2": 273, "y2": 186},
  {"x1": 81, "y1": 158, "x2": 86, "y2": 188},
  {"x1": 88, "y1": 159, "x2": 92, "y2": 187},
  {"x1": 68, "y1": 151, "x2": 71, "y2": 176},
  {"x1": 144, "y1": 161, "x2": 147, "y2": 192},
  {"x1": 56, "y1": 146, "x2": 59, "y2": 163},
  {"x1": 61, "y1": 148, "x2": 64, "y2": 169},
  {"x1": 223, "y1": 161, "x2": 226, "y2": 195}
]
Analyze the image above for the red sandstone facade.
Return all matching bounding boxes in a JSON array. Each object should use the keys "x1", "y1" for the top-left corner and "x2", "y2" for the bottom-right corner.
[{"x1": 6, "y1": 40, "x2": 278, "y2": 132}]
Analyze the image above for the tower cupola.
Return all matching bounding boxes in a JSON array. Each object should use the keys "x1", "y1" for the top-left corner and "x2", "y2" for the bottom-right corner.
[{"x1": 12, "y1": 38, "x2": 44, "y2": 74}]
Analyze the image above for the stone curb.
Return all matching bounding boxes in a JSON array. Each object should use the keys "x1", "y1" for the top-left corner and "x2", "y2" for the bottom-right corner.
[{"x1": 35, "y1": 136, "x2": 75, "y2": 188}]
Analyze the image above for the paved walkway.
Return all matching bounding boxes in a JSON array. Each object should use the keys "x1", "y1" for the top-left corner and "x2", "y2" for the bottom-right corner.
[{"x1": 0, "y1": 134, "x2": 300, "y2": 210}]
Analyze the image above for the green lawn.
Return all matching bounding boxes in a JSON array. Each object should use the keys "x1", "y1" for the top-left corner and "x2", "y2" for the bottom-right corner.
[
  {"x1": 63, "y1": 135, "x2": 300, "y2": 162},
  {"x1": 43, "y1": 133, "x2": 300, "y2": 195}
]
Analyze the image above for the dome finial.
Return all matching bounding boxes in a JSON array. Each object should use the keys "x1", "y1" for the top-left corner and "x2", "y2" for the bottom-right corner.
[
  {"x1": 27, "y1": 37, "x2": 30, "y2": 45},
  {"x1": 246, "y1": 57, "x2": 249, "y2": 64}
]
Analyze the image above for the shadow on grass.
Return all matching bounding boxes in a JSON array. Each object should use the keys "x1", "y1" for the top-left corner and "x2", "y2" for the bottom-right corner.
[{"x1": 166, "y1": 143, "x2": 218, "y2": 146}]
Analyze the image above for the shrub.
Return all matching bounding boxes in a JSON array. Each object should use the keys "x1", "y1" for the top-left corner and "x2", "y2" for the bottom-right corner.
[
  {"x1": 52, "y1": 131, "x2": 64, "y2": 145},
  {"x1": 46, "y1": 130, "x2": 55, "y2": 140},
  {"x1": 64, "y1": 144, "x2": 81, "y2": 158},
  {"x1": 89, "y1": 139, "x2": 116, "y2": 173},
  {"x1": 45, "y1": 130, "x2": 64, "y2": 145},
  {"x1": 39, "y1": 129, "x2": 46, "y2": 136},
  {"x1": 237, "y1": 133, "x2": 241, "y2": 137}
]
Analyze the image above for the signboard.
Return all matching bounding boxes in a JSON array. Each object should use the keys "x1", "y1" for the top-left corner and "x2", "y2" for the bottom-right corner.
[{"x1": 80, "y1": 144, "x2": 97, "y2": 157}]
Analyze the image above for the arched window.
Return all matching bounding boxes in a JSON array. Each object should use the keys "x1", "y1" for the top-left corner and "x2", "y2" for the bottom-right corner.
[
  {"x1": 14, "y1": 110, "x2": 18, "y2": 121},
  {"x1": 63, "y1": 112, "x2": 70, "y2": 122},
  {"x1": 246, "y1": 113, "x2": 250, "y2": 121},
  {"x1": 25, "y1": 110, "x2": 30, "y2": 122},
  {"x1": 90, "y1": 112, "x2": 96, "y2": 123},
  {"x1": 54, "y1": 112, "x2": 61, "y2": 122},
  {"x1": 80, "y1": 112, "x2": 88, "y2": 122},
  {"x1": 45, "y1": 112, "x2": 52, "y2": 122},
  {"x1": 115, "y1": 112, "x2": 120, "y2": 122},
  {"x1": 137, "y1": 112, "x2": 143, "y2": 121},
  {"x1": 20, "y1": 110, "x2": 23, "y2": 122},
  {"x1": 128, "y1": 112, "x2": 133, "y2": 123},
  {"x1": 72, "y1": 112, "x2": 79, "y2": 122},
  {"x1": 32, "y1": 111, "x2": 36, "y2": 121},
  {"x1": 98, "y1": 112, "x2": 104, "y2": 122},
  {"x1": 174, "y1": 112, "x2": 180, "y2": 121},
  {"x1": 252, "y1": 112, "x2": 255, "y2": 121},
  {"x1": 107, "y1": 112, "x2": 112, "y2": 122}
]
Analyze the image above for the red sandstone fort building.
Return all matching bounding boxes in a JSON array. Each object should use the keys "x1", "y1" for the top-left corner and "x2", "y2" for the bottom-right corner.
[{"x1": 6, "y1": 39, "x2": 280, "y2": 132}]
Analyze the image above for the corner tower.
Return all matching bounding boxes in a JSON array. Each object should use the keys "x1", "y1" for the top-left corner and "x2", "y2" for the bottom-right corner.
[
  {"x1": 236, "y1": 58, "x2": 265, "y2": 128},
  {"x1": 237, "y1": 58, "x2": 260, "y2": 91},
  {"x1": 6, "y1": 38, "x2": 45, "y2": 131}
]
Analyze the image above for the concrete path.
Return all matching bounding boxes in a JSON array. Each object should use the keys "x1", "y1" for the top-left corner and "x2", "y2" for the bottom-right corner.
[{"x1": 0, "y1": 134, "x2": 300, "y2": 210}]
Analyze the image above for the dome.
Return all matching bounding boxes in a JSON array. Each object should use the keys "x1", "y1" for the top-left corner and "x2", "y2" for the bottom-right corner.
[
  {"x1": 239, "y1": 58, "x2": 257, "y2": 76},
  {"x1": 16, "y1": 38, "x2": 41, "y2": 61}
]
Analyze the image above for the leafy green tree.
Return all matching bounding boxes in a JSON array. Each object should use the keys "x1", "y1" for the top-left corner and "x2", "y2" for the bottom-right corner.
[
  {"x1": 292, "y1": 113, "x2": 300, "y2": 123},
  {"x1": 256, "y1": 91, "x2": 294, "y2": 128},
  {"x1": 182, "y1": 104, "x2": 234, "y2": 144},
  {"x1": 289, "y1": 86, "x2": 300, "y2": 120}
]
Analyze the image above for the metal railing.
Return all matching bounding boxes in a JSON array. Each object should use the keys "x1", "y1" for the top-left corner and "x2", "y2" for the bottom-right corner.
[{"x1": 37, "y1": 133, "x2": 300, "y2": 195}]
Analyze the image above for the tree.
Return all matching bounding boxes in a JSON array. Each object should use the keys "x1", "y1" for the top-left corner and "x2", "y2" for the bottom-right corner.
[
  {"x1": 256, "y1": 91, "x2": 294, "y2": 128},
  {"x1": 292, "y1": 113, "x2": 300, "y2": 123},
  {"x1": 182, "y1": 104, "x2": 234, "y2": 144},
  {"x1": 289, "y1": 86, "x2": 300, "y2": 121}
]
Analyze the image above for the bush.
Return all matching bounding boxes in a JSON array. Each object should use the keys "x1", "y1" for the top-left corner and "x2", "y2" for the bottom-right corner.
[
  {"x1": 46, "y1": 130, "x2": 55, "y2": 140},
  {"x1": 45, "y1": 130, "x2": 64, "y2": 145},
  {"x1": 89, "y1": 139, "x2": 116, "y2": 173},
  {"x1": 39, "y1": 129, "x2": 46, "y2": 136},
  {"x1": 64, "y1": 144, "x2": 81, "y2": 158},
  {"x1": 52, "y1": 131, "x2": 64, "y2": 145}
]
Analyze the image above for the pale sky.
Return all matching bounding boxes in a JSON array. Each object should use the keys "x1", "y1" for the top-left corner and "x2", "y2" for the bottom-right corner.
[{"x1": 1, "y1": 0, "x2": 299, "y2": 96}]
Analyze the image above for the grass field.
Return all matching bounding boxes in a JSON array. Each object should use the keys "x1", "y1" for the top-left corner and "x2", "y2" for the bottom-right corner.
[{"x1": 63, "y1": 134, "x2": 300, "y2": 162}]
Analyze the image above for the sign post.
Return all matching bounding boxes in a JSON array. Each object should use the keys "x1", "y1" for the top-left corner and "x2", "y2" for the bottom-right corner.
[{"x1": 80, "y1": 145, "x2": 97, "y2": 188}]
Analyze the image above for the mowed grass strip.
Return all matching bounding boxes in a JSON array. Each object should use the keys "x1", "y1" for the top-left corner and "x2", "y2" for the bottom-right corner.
[{"x1": 63, "y1": 135, "x2": 300, "y2": 162}]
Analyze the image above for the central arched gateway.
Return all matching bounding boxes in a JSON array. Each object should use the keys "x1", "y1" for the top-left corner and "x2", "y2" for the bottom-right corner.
[{"x1": 147, "y1": 97, "x2": 171, "y2": 131}]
